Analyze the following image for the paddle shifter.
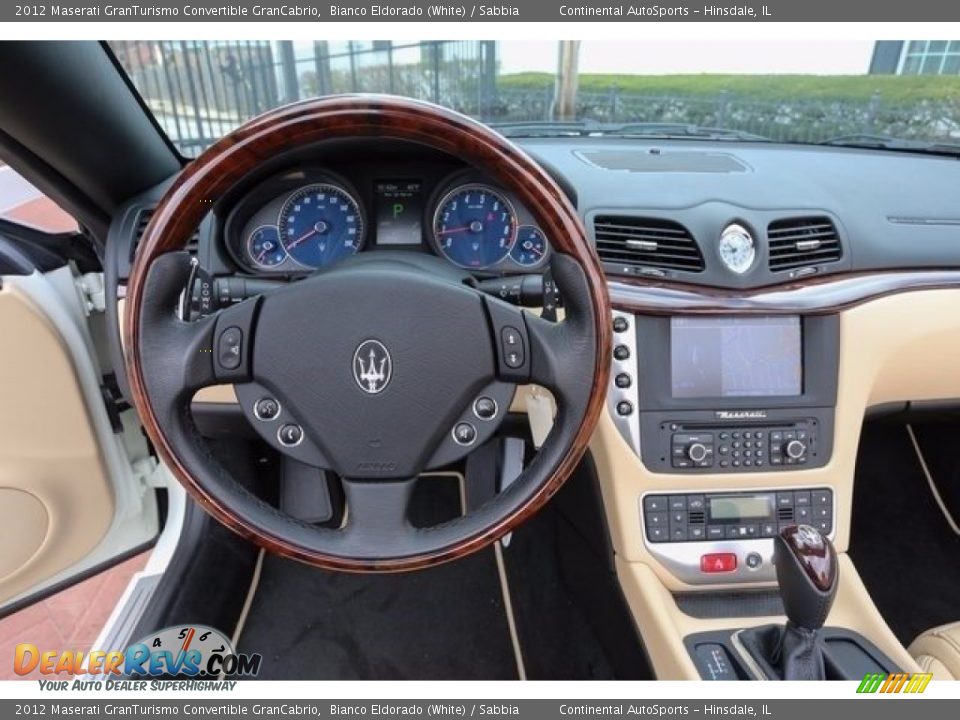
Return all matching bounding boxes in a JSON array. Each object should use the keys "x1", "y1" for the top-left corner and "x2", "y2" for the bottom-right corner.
[{"x1": 738, "y1": 524, "x2": 838, "y2": 680}]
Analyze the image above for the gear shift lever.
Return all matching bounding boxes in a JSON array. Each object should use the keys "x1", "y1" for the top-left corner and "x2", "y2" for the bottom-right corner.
[
  {"x1": 775, "y1": 524, "x2": 838, "y2": 631},
  {"x1": 738, "y1": 525, "x2": 838, "y2": 680}
]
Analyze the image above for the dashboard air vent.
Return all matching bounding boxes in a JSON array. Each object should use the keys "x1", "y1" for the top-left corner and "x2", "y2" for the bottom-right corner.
[
  {"x1": 767, "y1": 216, "x2": 842, "y2": 271},
  {"x1": 129, "y1": 207, "x2": 199, "y2": 261},
  {"x1": 594, "y1": 215, "x2": 704, "y2": 273}
]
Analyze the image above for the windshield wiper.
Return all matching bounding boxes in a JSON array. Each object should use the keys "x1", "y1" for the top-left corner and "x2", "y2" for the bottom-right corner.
[
  {"x1": 492, "y1": 120, "x2": 769, "y2": 141},
  {"x1": 819, "y1": 134, "x2": 960, "y2": 157}
]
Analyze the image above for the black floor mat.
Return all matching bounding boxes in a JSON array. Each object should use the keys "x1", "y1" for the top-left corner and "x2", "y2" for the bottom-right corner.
[
  {"x1": 236, "y1": 547, "x2": 517, "y2": 680},
  {"x1": 849, "y1": 423, "x2": 960, "y2": 646},
  {"x1": 232, "y1": 474, "x2": 630, "y2": 680},
  {"x1": 502, "y1": 509, "x2": 617, "y2": 679},
  {"x1": 233, "y1": 478, "x2": 516, "y2": 680}
]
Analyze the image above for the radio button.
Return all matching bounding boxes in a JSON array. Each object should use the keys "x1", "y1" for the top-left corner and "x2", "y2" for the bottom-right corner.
[
  {"x1": 784, "y1": 439, "x2": 807, "y2": 460},
  {"x1": 687, "y1": 443, "x2": 709, "y2": 463},
  {"x1": 701, "y1": 553, "x2": 737, "y2": 573}
]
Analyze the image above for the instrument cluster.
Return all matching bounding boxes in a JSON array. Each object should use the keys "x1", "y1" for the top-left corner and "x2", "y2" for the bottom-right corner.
[{"x1": 223, "y1": 167, "x2": 551, "y2": 276}]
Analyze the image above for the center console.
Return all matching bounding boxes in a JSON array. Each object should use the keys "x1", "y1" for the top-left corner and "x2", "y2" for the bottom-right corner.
[
  {"x1": 596, "y1": 304, "x2": 927, "y2": 680},
  {"x1": 607, "y1": 310, "x2": 841, "y2": 586}
]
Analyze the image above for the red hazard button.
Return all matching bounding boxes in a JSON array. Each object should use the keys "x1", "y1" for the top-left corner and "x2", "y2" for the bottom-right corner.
[{"x1": 700, "y1": 553, "x2": 737, "y2": 573}]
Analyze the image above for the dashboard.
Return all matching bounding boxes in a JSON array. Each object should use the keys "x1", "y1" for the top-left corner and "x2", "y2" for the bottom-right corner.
[{"x1": 105, "y1": 131, "x2": 960, "y2": 595}]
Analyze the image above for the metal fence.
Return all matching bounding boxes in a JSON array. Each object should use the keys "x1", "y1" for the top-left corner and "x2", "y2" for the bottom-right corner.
[
  {"x1": 109, "y1": 40, "x2": 498, "y2": 155},
  {"x1": 109, "y1": 41, "x2": 960, "y2": 155}
]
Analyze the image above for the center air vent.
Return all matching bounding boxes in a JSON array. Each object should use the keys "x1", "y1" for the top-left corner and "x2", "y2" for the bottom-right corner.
[
  {"x1": 594, "y1": 215, "x2": 704, "y2": 274},
  {"x1": 129, "y1": 207, "x2": 199, "y2": 261},
  {"x1": 767, "y1": 217, "x2": 842, "y2": 271}
]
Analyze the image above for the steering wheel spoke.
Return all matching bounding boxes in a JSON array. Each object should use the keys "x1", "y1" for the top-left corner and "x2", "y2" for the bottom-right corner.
[{"x1": 340, "y1": 477, "x2": 417, "y2": 545}]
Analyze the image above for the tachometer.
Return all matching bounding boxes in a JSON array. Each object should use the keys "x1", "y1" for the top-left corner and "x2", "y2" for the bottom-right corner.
[
  {"x1": 246, "y1": 225, "x2": 286, "y2": 269},
  {"x1": 279, "y1": 183, "x2": 364, "y2": 269},
  {"x1": 432, "y1": 184, "x2": 517, "y2": 269}
]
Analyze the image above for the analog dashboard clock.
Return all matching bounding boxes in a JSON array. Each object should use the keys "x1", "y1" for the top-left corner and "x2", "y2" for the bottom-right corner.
[{"x1": 718, "y1": 223, "x2": 756, "y2": 275}]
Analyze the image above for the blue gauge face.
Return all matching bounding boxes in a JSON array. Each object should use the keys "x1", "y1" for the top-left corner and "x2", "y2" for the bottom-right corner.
[
  {"x1": 278, "y1": 183, "x2": 364, "y2": 269},
  {"x1": 246, "y1": 225, "x2": 286, "y2": 269},
  {"x1": 511, "y1": 226, "x2": 548, "y2": 267},
  {"x1": 433, "y1": 185, "x2": 517, "y2": 269}
]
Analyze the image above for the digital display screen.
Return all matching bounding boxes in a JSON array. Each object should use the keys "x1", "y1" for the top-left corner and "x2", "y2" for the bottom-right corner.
[
  {"x1": 375, "y1": 180, "x2": 423, "y2": 245},
  {"x1": 670, "y1": 316, "x2": 802, "y2": 398},
  {"x1": 710, "y1": 495, "x2": 774, "y2": 521}
]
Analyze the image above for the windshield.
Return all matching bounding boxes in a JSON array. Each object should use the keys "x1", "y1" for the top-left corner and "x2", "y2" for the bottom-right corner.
[{"x1": 109, "y1": 40, "x2": 960, "y2": 157}]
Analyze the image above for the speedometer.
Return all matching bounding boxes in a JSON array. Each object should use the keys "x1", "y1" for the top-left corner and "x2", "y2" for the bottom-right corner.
[
  {"x1": 278, "y1": 183, "x2": 364, "y2": 269},
  {"x1": 432, "y1": 184, "x2": 517, "y2": 269}
]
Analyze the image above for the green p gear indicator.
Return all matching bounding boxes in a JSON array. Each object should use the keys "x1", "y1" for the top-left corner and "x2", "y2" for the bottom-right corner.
[{"x1": 375, "y1": 180, "x2": 423, "y2": 245}]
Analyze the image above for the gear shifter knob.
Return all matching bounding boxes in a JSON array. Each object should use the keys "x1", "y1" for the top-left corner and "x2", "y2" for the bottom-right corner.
[{"x1": 773, "y1": 524, "x2": 838, "y2": 631}]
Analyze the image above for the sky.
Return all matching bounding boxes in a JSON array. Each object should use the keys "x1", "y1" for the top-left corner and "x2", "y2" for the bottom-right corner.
[{"x1": 499, "y1": 40, "x2": 877, "y2": 75}]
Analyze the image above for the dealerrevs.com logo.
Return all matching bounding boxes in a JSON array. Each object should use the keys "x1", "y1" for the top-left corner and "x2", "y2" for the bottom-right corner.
[{"x1": 14, "y1": 625, "x2": 261, "y2": 689}]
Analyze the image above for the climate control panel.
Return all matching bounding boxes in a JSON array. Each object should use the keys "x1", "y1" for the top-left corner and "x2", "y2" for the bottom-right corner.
[{"x1": 641, "y1": 487, "x2": 835, "y2": 584}]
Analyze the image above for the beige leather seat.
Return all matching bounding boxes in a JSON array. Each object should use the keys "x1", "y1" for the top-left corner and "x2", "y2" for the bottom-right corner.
[{"x1": 909, "y1": 622, "x2": 960, "y2": 680}]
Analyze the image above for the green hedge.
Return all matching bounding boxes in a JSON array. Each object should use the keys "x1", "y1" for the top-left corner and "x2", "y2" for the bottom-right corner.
[{"x1": 498, "y1": 73, "x2": 960, "y2": 104}]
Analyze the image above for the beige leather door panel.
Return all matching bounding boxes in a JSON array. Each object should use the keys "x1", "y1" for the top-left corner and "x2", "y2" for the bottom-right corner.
[{"x1": 0, "y1": 269, "x2": 157, "y2": 608}]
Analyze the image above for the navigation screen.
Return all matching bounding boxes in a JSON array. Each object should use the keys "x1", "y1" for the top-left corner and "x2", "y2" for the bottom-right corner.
[
  {"x1": 375, "y1": 180, "x2": 423, "y2": 245},
  {"x1": 670, "y1": 316, "x2": 802, "y2": 398}
]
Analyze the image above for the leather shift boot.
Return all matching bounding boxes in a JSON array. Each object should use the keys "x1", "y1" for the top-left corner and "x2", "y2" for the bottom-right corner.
[{"x1": 739, "y1": 622, "x2": 827, "y2": 680}]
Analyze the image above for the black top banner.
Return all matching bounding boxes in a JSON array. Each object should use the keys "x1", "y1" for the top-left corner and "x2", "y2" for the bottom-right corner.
[{"x1": 5, "y1": 0, "x2": 960, "y2": 22}]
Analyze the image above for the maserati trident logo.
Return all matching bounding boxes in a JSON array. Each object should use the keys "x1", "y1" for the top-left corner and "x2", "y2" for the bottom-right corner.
[{"x1": 353, "y1": 340, "x2": 392, "y2": 394}]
